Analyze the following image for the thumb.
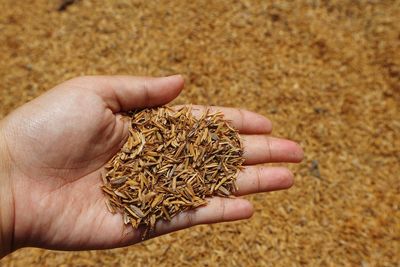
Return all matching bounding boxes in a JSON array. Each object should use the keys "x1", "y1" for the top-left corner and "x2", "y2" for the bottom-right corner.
[{"x1": 70, "y1": 75, "x2": 185, "y2": 112}]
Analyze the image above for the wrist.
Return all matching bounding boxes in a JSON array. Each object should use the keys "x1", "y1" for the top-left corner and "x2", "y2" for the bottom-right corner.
[{"x1": 0, "y1": 125, "x2": 14, "y2": 258}]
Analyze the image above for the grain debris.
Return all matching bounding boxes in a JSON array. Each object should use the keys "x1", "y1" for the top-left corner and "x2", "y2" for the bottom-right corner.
[{"x1": 101, "y1": 106, "x2": 244, "y2": 237}]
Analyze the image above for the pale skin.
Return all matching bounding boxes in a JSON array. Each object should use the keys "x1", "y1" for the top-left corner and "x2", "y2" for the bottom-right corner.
[{"x1": 0, "y1": 75, "x2": 303, "y2": 258}]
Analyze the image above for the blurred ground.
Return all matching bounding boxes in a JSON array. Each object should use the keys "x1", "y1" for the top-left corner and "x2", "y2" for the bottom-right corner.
[{"x1": 0, "y1": 0, "x2": 399, "y2": 266}]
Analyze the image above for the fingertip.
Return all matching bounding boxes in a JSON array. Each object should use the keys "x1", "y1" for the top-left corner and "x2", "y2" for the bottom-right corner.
[
  {"x1": 262, "y1": 117, "x2": 273, "y2": 133},
  {"x1": 215, "y1": 198, "x2": 254, "y2": 222},
  {"x1": 291, "y1": 143, "x2": 304, "y2": 163},
  {"x1": 154, "y1": 74, "x2": 184, "y2": 100},
  {"x1": 279, "y1": 168, "x2": 295, "y2": 189},
  {"x1": 136, "y1": 75, "x2": 184, "y2": 109},
  {"x1": 165, "y1": 74, "x2": 185, "y2": 90},
  {"x1": 281, "y1": 140, "x2": 304, "y2": 163},
  {"x1": 248, "y1": 112, "x2": 273, "y2": 133},
  {"x1": 236, "y1": 199, "x2": 254, "y2": 219},
  {"x1": 239, "y1": 110, "x2": 272, "y2": 134}
]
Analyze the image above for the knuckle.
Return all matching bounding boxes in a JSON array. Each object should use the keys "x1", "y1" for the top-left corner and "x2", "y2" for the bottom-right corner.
[
  {"x1": 219, "y1": 198, "x2": 227, "y2": 221},
  {"x1": 256, "y1": 167, "x2": 263, "y2": 192},
  {"x1": 237, "y1": 108, "x2": 245, "y2": 130}
]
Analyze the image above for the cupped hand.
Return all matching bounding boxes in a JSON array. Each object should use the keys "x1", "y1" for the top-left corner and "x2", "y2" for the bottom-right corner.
[{"x1": 0, "y1": 75, "x2": 303, "y2": 253}]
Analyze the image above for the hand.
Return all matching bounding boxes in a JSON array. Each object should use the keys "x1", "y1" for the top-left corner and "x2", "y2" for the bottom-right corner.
[{"x1": 0, "y1": 75, "x2": 303, "y2": 256}]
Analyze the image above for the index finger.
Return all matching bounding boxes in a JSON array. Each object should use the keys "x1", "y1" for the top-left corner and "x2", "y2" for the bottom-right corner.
[{"x1": 174, "y1": 105, "x2": 272, "y2": 134}]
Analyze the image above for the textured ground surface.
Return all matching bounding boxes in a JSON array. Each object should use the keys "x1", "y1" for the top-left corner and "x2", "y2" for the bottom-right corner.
[{"x1": 0, "y1": 0, "x2": 399, "y2": 266}]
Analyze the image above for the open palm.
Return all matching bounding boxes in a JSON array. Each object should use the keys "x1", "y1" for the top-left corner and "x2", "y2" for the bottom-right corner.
[{"x1": 0, "y1": 75, "x2": 303, "y2": 251}]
